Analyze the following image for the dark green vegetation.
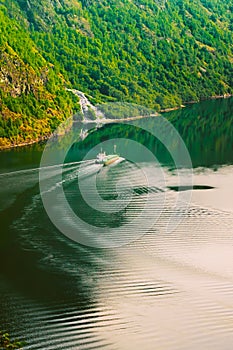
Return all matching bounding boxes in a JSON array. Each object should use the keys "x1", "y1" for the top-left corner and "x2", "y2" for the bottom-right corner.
[
  {"x1": 97, "y1": 102, "x2": 155, "y2": 119},
  {"x1": 0, "y1": 0, "x2": 232, "y2": 147},
  {"x1": 0, "y1": 331, "x2": 25, "y2": 349}
]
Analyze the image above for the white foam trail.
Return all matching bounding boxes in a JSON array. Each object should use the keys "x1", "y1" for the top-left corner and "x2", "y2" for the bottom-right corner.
[{"x1": 0, "y1": 160, "x2": 94, "y2": 177}]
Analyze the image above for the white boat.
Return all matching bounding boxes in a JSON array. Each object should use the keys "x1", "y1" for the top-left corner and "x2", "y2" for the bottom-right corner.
[{"x1": 95, "y1": 148, "x2": 125, "y2": 166}]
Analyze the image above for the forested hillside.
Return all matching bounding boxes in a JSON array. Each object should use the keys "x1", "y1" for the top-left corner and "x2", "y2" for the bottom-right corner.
[{"x1": 0, "y1": 0, "x2": 232, "y2": 147}]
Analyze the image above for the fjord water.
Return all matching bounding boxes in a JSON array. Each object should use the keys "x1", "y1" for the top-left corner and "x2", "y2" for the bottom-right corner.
[{"x1": 0, "y1": 98, "x2": 233, "y2": 350}]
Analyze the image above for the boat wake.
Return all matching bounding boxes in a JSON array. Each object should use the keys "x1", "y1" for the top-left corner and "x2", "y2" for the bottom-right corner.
[{"x1": 1, "y1": 160, "x2": 233, "y2": 350}]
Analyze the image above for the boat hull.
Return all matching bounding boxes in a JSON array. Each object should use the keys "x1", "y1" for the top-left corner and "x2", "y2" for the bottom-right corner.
[
  {"x1": 95, "y1": 153, "x2": 125, "y2": 166},
  {"x1": 103, "y1": 156, "x2": 125, "y2": 166}
]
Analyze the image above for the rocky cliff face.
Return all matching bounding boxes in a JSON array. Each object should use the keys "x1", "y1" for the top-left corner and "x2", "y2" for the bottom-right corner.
[{"x1": 0, "y1": 44, "x2": 46, "y2": 98}]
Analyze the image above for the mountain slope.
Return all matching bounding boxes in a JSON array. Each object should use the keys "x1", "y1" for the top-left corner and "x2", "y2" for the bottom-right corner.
[
  {"x1": 0, "y1": 6, "x2": 79, "y2": 148},
  {"x1": 0, "y1": 0, "x2": 232, "y2": 147}
]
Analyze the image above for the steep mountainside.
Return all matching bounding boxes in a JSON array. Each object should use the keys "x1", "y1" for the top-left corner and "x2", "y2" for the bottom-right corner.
[
  {"x1": 0, "y1": 0, "x2": 232, "y2": 147},
  {"x1": 0, "y1": 6, "x2": 79, "y2": 148}
]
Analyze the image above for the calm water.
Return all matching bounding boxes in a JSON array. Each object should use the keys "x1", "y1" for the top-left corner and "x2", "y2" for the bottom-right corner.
[{"x1": 0, "y1": 98, "x2": 233, "y2": 349}]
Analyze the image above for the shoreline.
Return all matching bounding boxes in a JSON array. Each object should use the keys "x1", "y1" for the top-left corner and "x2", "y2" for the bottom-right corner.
[
  {"x1": 91, "y1": 113, "x2": 159, "y2": 124},
  {"x1": 1, "y1": 94, "x2": 232, "y2": 151},
  {"x1": 0, "y1": 137, "x2": 49, "y2": 151},
  {"x1": 159, "y1": 105, "x2": 186, "y2": 113},
  {"x1": 184, "y1": 93, "x2": 233, "y2": 104}
]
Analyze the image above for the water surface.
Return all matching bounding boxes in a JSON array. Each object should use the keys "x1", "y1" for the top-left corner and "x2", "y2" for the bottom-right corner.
[{"x1": 0, "y1": 98, "x2": 233, "y2": 350}]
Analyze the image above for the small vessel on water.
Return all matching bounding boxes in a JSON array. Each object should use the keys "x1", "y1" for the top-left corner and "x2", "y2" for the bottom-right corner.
[{"x1": 96, "y1": 146, "x2": 125, "y2": 166}]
